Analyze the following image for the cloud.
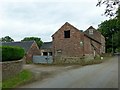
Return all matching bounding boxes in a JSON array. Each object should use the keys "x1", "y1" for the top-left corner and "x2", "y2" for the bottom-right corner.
[{"x1": 0, "y1": 0, "x2": 109, "y2": 42}]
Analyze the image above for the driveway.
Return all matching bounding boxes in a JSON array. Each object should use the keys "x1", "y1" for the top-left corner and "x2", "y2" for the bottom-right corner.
[{"x1": 20, "y1": 56, "x2": 118, "y2": 88}]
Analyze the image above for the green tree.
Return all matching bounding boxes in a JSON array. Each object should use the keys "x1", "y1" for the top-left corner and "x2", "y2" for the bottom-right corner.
[
  {"x1": 97, "y1": 0, "x2": 120, "y2": 53},
  {"x1": 0, "y1": 36, "x2": 14, "y2": 42},
  {"x1": 98, "y1": 18, "x2": 119, "y2": 53},
  {"x1": 116, "y1": 8, "x2": 120, "y2": 51},
  {"x1": 21, "y1": 37, "x2": 43, "y2": 48},
  {"x1": 98, "y1": 8, "x2": 120, "y2": 53}
]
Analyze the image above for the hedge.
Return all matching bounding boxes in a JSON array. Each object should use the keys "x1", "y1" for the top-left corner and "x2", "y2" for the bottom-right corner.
[{"x1": 1, "y1": 46, "x2": 25, "y2": 62}]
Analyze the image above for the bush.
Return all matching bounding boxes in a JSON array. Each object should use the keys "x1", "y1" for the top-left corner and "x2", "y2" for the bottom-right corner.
[{"x1": 1, "y1": 46, "x2": 25, "y2": 62}]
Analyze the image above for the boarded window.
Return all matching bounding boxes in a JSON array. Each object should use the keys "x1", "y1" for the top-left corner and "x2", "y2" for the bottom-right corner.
[{"x1": 64, "y1": 30, "x2": 70, "y2": 38}]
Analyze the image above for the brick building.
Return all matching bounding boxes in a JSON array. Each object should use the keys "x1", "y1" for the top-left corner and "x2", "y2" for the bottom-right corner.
[
  {"x1": 52, "y1": 22, "x2": 105, "y2": 62},
  {"x1": 2, "y1": 41, "x2": 40, "y2": 63},
  {"x1": 40, "y1": 42, "x2": 52, "y2": 56}
]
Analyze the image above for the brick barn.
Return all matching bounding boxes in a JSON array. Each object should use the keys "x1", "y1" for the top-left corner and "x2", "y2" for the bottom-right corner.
[
  {"x1": 52, "y1": 22, "x2": 105, "y2": 63},
  {"x1": 2, "y1": 41, "x2": 40, "y2": 63}
]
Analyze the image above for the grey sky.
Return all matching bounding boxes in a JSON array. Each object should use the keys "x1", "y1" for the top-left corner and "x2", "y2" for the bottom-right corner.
[{"x1": 0, "y1": 0, "x2": 109, "y2": 42}]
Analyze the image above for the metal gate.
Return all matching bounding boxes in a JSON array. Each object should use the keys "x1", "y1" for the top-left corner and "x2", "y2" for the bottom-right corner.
[{"x1": 33, "y1": 55, "x2": 53, "y2": 64}]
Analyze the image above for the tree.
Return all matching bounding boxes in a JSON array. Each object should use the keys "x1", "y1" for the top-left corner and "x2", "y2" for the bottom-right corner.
[
  {"x1": 97, "y1": 0, "x2": 120, "y2": 53},
  {"x1": 0, "y1": 36, "x2": 14, "y2": 42},
  {"x1": 116, "y1": 7, "x2": 120, "y2": 51},
  {"x1": 96, "y1": 0, "x2": 120, "y2": 17},
  {"x1": 21, "y1": 37, "x2": 43, "y2": 48},
  {"x1": 98, "y1": 17, "x2": 120, "y2": 53}
]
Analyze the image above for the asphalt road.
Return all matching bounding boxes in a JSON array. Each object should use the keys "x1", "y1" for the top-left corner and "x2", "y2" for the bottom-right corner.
[{"x1": 20, "y1": 56, "x2": 118, "y2": 88}]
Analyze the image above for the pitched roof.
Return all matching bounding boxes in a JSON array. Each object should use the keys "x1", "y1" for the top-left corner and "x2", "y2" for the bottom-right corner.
[
  {"x1": 1, "y1": 41, "x2": 35, "y2": 52},
  {"x1": 52, "y1": 22, "x2": 81, "y2": 37},
  {"x1": 40, "y1": 42, "x2": 52, "y2": 49},
  {"x1": 84, "y1": 26, "x2": 101, "y2": 44},
  {"x1": 84, "y1": 33, "x2": 101, "y2": 44},
  {"x1": 86, "y1": 26, "x2": 96, "y2": 30}
]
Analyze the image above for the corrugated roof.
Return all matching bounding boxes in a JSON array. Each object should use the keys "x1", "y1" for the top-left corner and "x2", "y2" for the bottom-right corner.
[
  {"x1": 40, "y1": 42, "x2": 52, "y2": 49},
  {"x1": 1, "y1": 41, "x2": 35, "y2": 52}
]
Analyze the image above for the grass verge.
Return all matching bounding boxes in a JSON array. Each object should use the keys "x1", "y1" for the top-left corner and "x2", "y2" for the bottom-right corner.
[{"x1": 2, "y1": 69, "x2": 33, "y2": 88}]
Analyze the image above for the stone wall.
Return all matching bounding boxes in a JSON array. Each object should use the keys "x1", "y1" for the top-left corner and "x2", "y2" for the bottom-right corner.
[
  {"x1": 1, "y1": 59, "x2": 23, "y2": 80},
  {"x1": 53, "y1": 55, "x2": 99, "y2": 64},
  {"x1": 53, "y1": 56, "x2": 85, "y2": 64}
]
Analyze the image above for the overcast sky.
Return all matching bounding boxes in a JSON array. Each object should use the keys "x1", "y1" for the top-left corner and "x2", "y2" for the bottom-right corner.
[{"x1": 0, "y1": 0, "x2": 109, "y2": 42}]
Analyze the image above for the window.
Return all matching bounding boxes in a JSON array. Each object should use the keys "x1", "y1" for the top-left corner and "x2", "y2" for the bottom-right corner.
[
  {"x1": 89, "y1": 29, "x2": 93, "y2": 35},
  {"x1": 52, "y1": 37, "x2": 54, "y2": 40},
  {"x1": 43, "y1": 52, "x2": 48, "y2": 56},
  {"x1": 64, "y1": 30, "x2": 70, "y2": 38},
  {"x1": 56, "y1": 50, "x2": 62, "y2": 56}
]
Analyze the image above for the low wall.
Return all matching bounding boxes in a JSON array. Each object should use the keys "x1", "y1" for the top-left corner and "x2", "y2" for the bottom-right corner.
[
  {"x1": 1, "y1": 59, "x2": 23, "y2": 80},
  {"x1": 53, "y1": 54, "x2": 100, "y2": 64},
  {"x1": 84, "y1": 54, "x2": 94, "y2": 61},
  {"x1": 54, "y1": 56, "x2": 85, "y2": 64}
]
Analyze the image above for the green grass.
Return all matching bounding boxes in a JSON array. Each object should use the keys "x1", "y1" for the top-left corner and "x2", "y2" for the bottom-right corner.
[{"x1": 2, "y1": 70, "x2": 33, "y2": 88}]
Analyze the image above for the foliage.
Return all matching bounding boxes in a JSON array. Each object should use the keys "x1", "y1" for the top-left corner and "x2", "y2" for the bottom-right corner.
[
  {"x1": 0, "y1": 36, "x2": 14, "y2": 42},
  {"x1": 2, "y1": 70, "x2": 33, "y2": 88},
  {"x1": 21, "y1": 37, "x2": 43, "y2": 48},
  {"x1": 0, "y1": 36, "x2": 13, "y2": 42},
  {"x1": 116, "y1": 47, "x2": 120, "y2": 52},
  {"x1": 98, "y1": 7, "x2": 120, "y2": 53},
  {"x1": 1, "y1": 46, "x2": 25, "y2": 62},
  {"x1": 96, "y1": 0, "x2": 120, "y2": 17},
  {"x1": 98, "y1": 19, "x2": 119, "y2": 53}
]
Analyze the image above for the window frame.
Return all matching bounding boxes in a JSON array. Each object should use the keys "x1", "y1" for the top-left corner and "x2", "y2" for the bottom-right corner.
[{"x1": 64, "y1": 30, "x2": 70, "y2": 38}]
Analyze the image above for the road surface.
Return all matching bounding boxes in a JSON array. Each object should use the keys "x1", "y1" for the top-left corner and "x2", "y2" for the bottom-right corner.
[{"x1": 20, "y1": 56, "x2": 118, "y2": 88}]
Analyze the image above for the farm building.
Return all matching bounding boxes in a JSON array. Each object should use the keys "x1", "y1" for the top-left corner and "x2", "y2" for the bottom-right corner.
[
  {"x1": 52, "y1": 22, "x2": 105, "y2": 63},
  {"x1": 2, "y1": 41, "x2": 40, "y2": 63},
  {"x1": 40, "y1": 42, "x2": 52, "y2": 56}
]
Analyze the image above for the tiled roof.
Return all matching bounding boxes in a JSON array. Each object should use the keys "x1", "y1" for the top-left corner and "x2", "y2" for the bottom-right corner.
[
  {"x1": 40, "y1": 42, "x2": 52, "y2": 49},
  {"x1": 1, "y1": 41, "x2": 35, "y2": 52}
]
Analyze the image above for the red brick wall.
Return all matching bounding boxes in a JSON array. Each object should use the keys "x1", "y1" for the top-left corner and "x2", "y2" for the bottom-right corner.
[
  {"x1": 52, "y1": 23, "x2": 84, "y2": 58},
  {"x1": 85, "y1": 28, "x2": 101, "y2": 43},
  {"x1": 52, "y1": 23, "x2": 105, "y2": 61},
  {"x1": 84, "y1": 35, "x2": 92, "y2": 54},
  {"x1": 85, "y1": 28, "x2": 105, "y2": 55},
  {"x1": 84, "y1": 35, "x2": 101, "y2": 55},
  {"x1": 26, "y1": 42, "x2": 40, "y2": 62}
]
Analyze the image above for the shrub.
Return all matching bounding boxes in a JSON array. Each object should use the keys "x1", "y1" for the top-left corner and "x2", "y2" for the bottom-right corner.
[{"x1": 1, "y1": 46, "x2": 25, "y2": 62}]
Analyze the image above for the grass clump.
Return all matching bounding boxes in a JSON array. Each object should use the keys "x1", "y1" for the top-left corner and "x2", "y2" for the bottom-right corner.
[{"x1": 2, "y1": 70, "x2": 33, "y2": 88}]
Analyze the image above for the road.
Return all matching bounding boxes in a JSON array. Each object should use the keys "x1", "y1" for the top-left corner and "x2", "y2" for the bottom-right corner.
[{"x1": 20, "y1": 56, "x2": 118, "y2": 88}]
